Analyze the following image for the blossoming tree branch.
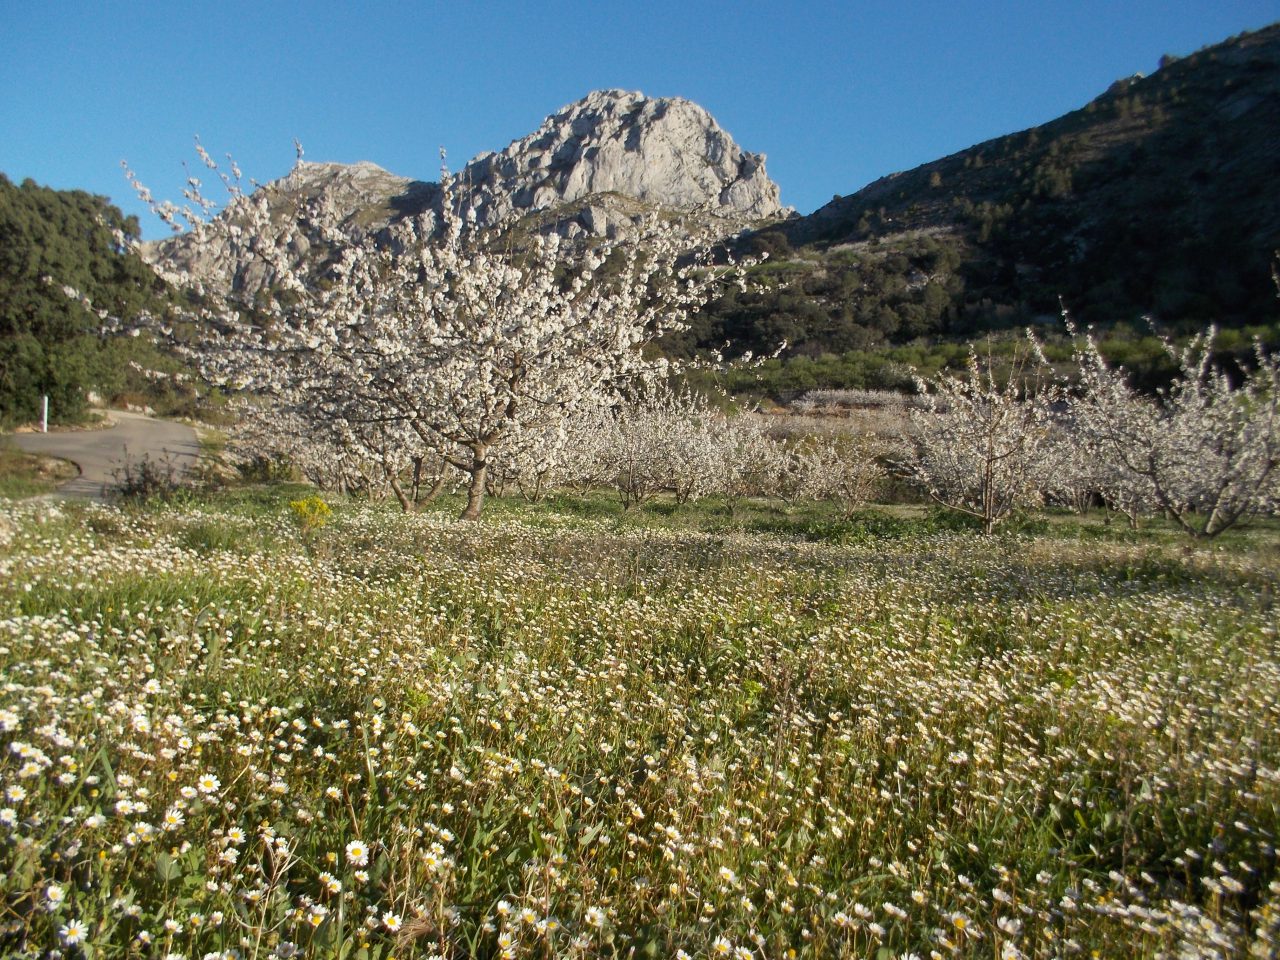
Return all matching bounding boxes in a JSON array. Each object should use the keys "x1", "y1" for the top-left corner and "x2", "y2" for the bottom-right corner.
[{"x1": 127, "y1": 143, "x2": 760, "y2": 518}]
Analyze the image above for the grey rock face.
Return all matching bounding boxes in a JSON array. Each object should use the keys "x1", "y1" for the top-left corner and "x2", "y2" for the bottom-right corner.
[
  {"x1": 580, "y1": 204, "x2": 609, "y2": 237},
  {"x1": 458, "y1": 90, "x2": 783, "y2": 226}
]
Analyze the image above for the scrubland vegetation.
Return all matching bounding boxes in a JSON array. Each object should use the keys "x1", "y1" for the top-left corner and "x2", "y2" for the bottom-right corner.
[
  {"x1": 0, "y1": 175, "x2": 210, "y2": 430},
  {"x1": 1, "y1": 487, "x2": 1278, "y2": 959}
]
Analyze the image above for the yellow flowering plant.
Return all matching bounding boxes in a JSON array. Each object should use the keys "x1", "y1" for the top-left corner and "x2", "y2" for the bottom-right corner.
[{"x1": 288, "y1": 495, "x2": 331, "y2": 535}]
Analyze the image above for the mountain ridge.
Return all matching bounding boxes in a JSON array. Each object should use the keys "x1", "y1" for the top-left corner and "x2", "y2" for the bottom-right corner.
[
  {"x1": 693, "y1": 20, "x2": 1280, "y2": 372},
  {"x1": 148, "y1": 90, "x2": 786, "y2": 298}
]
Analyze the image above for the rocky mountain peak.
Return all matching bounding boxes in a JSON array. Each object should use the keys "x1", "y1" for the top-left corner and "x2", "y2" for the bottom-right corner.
[
  {"x1": 273, "y1": 161, "x2": 438, "y2": 227},
  {"x1": 277, "y1": 159, "x2": 400, "y2": 201},
  {"x1": 457, "y1": 89, "x2": 784, "y2": 230},
  {"x1": 149, "y1": 90, "x2": 784, "y2": 296}
]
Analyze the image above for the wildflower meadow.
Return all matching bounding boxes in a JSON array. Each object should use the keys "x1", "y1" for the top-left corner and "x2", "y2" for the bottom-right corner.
[{"x1": 0, "y1": 491, "x2": 1276, "y2": 958}]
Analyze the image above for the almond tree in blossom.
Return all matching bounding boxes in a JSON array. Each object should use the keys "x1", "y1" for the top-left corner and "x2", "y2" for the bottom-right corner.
[
  {"x1": 130, "y1": 145, "x2": 756, "y2": 518},
  {"x1": 1069, "y1": 324, "x2": 1280, "y2": 538},
  {"x1": 902, "y1": 337, "x2": 1061, "y2": 534}
]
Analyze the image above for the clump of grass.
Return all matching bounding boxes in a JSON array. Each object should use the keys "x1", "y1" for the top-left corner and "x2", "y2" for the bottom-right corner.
[{"x1": 0, "y1": 442, "x2": 77, "y2": 499}]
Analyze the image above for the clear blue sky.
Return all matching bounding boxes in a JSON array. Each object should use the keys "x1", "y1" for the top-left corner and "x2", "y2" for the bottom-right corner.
[{"x1": 3, "y1": 0, "x2": 1276, "y2": 238}]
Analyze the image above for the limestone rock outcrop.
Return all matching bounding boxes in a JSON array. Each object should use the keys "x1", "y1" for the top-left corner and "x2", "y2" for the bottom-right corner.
[
  {"x1": 458, "y1": 89, "x2": 784, "y2": 227},
  {"x1": 149, "y1": 90, "x2": 785, "y2": 298}
]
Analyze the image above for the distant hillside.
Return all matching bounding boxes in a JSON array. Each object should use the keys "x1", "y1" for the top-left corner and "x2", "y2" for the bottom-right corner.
[
  {"x1": 694, "y1": 22, "x2": 1280, "y2": 370},
  {"x1": 46, "y1": 38, "x2": 1280, "y2": 404}
]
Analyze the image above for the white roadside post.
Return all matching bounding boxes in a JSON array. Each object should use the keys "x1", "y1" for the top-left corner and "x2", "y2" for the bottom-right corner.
[{"x1": 41, "y1": 395, "x2": 49, "y2": 433}]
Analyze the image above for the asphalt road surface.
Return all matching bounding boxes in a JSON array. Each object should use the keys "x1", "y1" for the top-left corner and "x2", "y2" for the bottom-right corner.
[{"x1": 9, "y1": 411, "x2": 199, "y2": 499}]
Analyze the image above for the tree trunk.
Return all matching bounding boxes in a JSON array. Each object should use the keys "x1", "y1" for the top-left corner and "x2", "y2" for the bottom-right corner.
[
  {"x1": 420, "y1": 474, "x2": 446, "y2": 504},
  {"x1": 462, "y1": 459, "x2": 488, "y2": 520},
  {"x1": 387, "y1": 475, "x2": 415, "y2": 513},
  {"x1": 411, "y1": 456, "x2": 424, "y2": 503}
]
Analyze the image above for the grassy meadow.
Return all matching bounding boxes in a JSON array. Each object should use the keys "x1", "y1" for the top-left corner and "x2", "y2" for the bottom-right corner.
[{"x1": 0, "y1": 488, "x2": 1277, "y2": 959}]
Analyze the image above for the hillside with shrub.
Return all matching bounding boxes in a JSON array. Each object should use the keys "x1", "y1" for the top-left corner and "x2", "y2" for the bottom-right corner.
[
  {"x1": 686, "y1": 23, "x2": 1280, "y2": 393},
  {"x1": 9, "y1": 25, "x2": 1280, "y2": 411},
  {"x1": 0, "y1": 175, "x2": 206, "y2": 425}
]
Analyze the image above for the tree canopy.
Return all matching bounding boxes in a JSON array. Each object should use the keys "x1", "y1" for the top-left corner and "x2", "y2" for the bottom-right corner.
[{"x1": 0, "y1": 174, "x2": 167, "y2": 424}]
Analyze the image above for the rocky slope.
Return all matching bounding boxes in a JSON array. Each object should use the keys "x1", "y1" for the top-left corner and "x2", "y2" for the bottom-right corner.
[
  {"x1": 150, "y1": 90, "x2": 785, "y2": 297},
  {"x1": 152, "y1": 161, "x2": 439, "y2": 298}
]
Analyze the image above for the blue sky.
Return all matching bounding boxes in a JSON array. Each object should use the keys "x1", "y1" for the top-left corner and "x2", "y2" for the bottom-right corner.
[{"x1": 3, "y1": 0, "x2": 1276, "y2": 238}]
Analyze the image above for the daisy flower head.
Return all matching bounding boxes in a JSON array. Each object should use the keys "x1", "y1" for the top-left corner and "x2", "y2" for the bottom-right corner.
[
  {"x1": 196, "y1": 773, "x2": 221, "y2": 795},
  {"x1": 345, "y1": 839, "x2": 369, "y2": 867},
  {"x1": 60, "y1": 919, "x2": 86, "y2": 944}
]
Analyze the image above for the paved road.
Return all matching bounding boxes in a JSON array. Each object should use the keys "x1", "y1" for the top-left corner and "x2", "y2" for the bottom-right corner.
[{"x1": 9, "y1": 411, "x2": 199, "y2": 499}]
